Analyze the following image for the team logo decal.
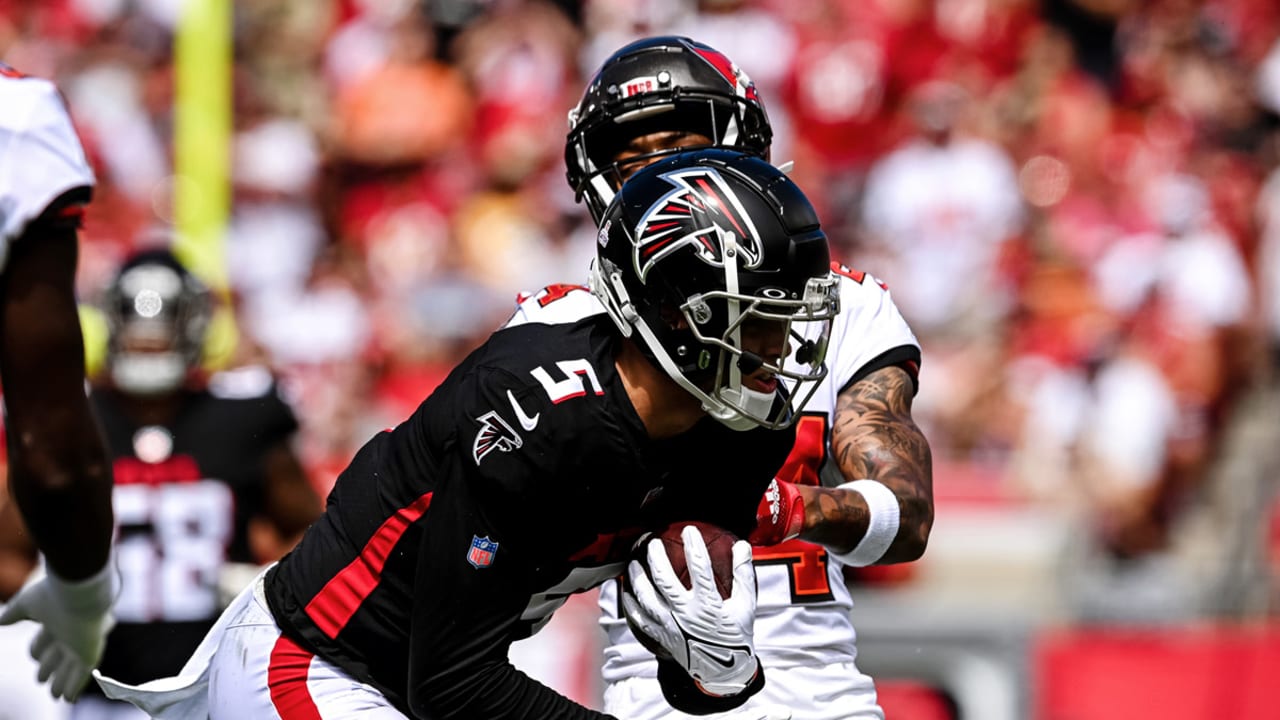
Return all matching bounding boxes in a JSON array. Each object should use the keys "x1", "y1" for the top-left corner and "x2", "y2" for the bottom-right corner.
[
  {"x1": 619, "y1": 75, "x2": 659, "y2": 98},
  {"x1": 472, "y1": 410, "x2": 522, "y2": 465},
  {"x1": 467, "y1": 535, "x2": 499, "y2": 568},
  {"x1": 633, "y1": 167, "x2": 763, "y2": 282}
]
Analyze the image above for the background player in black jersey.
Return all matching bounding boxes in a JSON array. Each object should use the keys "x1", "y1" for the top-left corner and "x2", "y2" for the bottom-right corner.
[
  {"x1": 0, "y1": 65, "x2": 116, "y2": 709},
  {"x1": 92, "y1": 149, "x2": 840, "y2": 720},
  {"x1": 564, "y1": 37, "x2": 933, "y2": 720},
  {"x1": 4, "y1": 247, "x2": 322, "y2": 720}
]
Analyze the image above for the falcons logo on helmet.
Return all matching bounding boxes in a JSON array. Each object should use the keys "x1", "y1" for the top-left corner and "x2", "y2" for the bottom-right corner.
[
  {"x1": 633, "y1": 167, "x2": 763, "y2": 282},
  {"x1": 472, "y1": 410, "x2": 523, "y2": 465}
]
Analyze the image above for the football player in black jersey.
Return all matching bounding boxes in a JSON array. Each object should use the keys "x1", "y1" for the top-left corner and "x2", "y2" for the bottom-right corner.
[
  {"x1": 93, "y1": 150, "x2": 840, "y2": 720},
  {"x1": 3, "y1": 248, "x2": 322, "y2": 720},
  {"x1": 0, "y1": 66, "x2": 116, "y2": 709}
]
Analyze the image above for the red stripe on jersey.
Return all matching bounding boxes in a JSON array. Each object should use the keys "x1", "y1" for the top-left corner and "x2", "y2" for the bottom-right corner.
[
  {"x1": 304, "y1": 491, "x2": 435, "y2": 638},
  {"x1": 113, "y1": 456, "x2": 202, "y2": 485},
  {"x1": 267, "y1": 635, "x2": 322, "y2": 720}
]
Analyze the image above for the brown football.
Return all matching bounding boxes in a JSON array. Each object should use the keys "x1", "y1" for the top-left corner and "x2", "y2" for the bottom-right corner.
[{"x1": 635, "y1": 520, "x2": 739, "y2": 600}]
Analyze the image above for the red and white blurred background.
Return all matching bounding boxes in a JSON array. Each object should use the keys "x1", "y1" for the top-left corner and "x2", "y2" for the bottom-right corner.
[{"x1": 4, "y1": 0, "x2": 1280, "y2": 717}]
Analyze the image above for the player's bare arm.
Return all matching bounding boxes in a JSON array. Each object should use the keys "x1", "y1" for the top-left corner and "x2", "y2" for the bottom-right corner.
[
  {"x1": 0, "y1": 222, "x2": 113, "y2": 580},
  {"x1": 797, "y1": 364, "x2": 933, "y2": 563}
]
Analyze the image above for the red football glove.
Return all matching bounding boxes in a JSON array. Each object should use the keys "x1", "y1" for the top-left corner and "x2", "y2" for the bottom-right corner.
[{"x1": 748, "y1": 479, "x2": 806, "y2": 547}]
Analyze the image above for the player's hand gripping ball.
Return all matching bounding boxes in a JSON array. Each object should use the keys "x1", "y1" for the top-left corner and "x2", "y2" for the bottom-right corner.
[
  {"x1": 622, "y1": 521, "x2": 762, "y2": 697},
  {"x1": 634, "y1": 520, "x2": 739, "y2": 598}
]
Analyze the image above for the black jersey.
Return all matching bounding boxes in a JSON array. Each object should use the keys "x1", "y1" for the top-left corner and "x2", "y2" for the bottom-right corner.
[
  {"x1": 265, "y1": 285, "x2": 795, "y2": 719},
  {"x1": 85, "y1": 366, "x2": 299, "y2": 690}
]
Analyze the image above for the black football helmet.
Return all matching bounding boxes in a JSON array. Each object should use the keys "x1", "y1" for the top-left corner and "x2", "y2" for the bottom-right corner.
[
  {"x1": 590, "y1": 149, "x2": 838, "y2": 431},
  {"x1": 102, "y1": 248, "x2": 212, "y2": 395},
  {"x1": 566, "y1": 35, "x2": 773, "y2": 223}
]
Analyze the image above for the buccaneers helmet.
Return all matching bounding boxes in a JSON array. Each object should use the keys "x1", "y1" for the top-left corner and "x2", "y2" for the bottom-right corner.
[
  {"x1": 590, "y1": 149, "x2": 837, "y2": 431},
  {"x1": 566, "y1": 35, "x2": 772, "y2": 223},
  {"x1": 102, "y1": 248, "x2": 212, "y2": 395}
]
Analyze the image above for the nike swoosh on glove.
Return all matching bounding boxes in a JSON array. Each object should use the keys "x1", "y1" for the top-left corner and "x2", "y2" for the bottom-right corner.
[
  {"x1": 0, "y1": 558, "x2": 118, "y2": 702},
  {"x1": 623, "y1": 526, "x2": 760, "y2": 697},
  {"x1": 747, "y1": 479, "x2": 805, "y2": 547}
]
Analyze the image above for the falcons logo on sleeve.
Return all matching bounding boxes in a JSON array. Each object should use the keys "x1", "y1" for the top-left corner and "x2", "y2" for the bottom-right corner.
[
  {"x1": 632, "y1": 167, "x2": 763, "y2": 282},
  {"x1": 472, "y1": 411, "x2": 523, "y2": 465}
]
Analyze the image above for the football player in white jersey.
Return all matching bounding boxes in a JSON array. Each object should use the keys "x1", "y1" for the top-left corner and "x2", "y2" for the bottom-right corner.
[
  {"x1": 565, "y1": 37, "x2": 933, "y2": 720},
  {"x1": 0, "y1": 64, "x2": 117, "y2": 709}
]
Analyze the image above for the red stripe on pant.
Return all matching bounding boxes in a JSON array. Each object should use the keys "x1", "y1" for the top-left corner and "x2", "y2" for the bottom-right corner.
[{"x1": 268, "y1": 635, "x2": 322, "y2": 720}]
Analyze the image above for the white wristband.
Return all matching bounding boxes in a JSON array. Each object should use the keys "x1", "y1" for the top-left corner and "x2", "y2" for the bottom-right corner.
[{"x1": 830, "y1": 480, "x2": 900, "y2": 567}]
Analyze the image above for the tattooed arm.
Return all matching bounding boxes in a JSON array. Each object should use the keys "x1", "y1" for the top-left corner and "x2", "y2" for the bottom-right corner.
[{"x1": 792, "y1": 365, "x2": 934, "y2": 564}]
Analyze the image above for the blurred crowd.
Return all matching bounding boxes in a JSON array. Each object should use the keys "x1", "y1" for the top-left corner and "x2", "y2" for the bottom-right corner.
[{"x1": 4, "y1": 0, "x2": 1280, "y2": 623}]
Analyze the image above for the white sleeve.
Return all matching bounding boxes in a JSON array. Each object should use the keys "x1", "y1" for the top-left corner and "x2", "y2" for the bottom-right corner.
[
  {"x1": 502, "y1": 284, "x2": 605, "y2": 328},
  {"x1": 0, "y1": 76, "x2": 96, "y2": 248},
  {"x1": 824, "y1": 268, "x2": 921, "y2": 394},
  {"x1": 788, "y1": 268, "x2": 922, "y2": 419}
]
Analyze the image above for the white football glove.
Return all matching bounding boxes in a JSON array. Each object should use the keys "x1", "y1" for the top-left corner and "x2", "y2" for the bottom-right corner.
[
  {"x1": 622, "y1": 526, "x2": 760, "y2": 697},
  {"x1": 0, "y1": 559, "x2": 118, "y2": 702}
]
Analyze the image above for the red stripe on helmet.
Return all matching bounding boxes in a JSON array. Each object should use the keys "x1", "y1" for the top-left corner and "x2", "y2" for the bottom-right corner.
[{"x1": 691, "y1": 47, "x2": 738, "y2": 90}]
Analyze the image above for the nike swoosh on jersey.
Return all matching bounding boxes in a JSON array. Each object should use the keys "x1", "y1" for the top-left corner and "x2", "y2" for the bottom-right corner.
[{"x1": 507, "y1": 390, "x2": 540, "y2": 431}]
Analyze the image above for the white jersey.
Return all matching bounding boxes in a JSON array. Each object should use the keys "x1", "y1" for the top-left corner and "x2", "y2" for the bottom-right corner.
[
  {"x1": 600, "y1": 265, "x2": 920, "y2": 716},
  {"x1": 0, "y1": 66, "x2": 95, "y2": 269}
]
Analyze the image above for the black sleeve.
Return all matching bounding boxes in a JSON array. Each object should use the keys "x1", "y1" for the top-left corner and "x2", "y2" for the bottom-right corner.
[
  {"x1": 644, "y1": 426, "x2": 785, "y2": 714},
  {"x1": 654, "y1": 420, "x2": 795, "y2": 539},
  {"x1": 836, "y1": 344, "x2": 922, "y2": 397},
  {"x1": 405, "y1": 367, "x2": 618, "y2": 720},
  {"x1": 655, "y1": 657, "x2": 766, "y2": 715},
  {"x1": 24, "y1": 186, "x2": 92, "y2": 234}
]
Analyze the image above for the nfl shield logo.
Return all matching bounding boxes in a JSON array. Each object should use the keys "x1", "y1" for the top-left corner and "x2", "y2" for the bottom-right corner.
[{"x1": 467, "y1": 535, "x2": 498, "y2": 569}]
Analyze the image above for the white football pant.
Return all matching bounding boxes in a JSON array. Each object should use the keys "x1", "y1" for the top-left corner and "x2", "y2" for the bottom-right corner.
[{"x1": 603, "y1": 661, "x2": 884, "y2": 720}]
